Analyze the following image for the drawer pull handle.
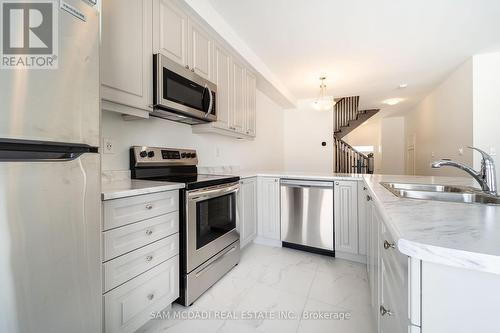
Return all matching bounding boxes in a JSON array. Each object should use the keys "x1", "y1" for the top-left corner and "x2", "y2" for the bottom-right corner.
[
  {"x1": 145, "y1": 203, "x2": 153, "y2": 210},
  {"x1": 366, "y1": 195, "x2": 372, "y2": 201},
  {"x1": 145, "y1": 229, "x2": 153, "y2": 236},
  {"x1": 147, "y1": 293, "x2": 155, "y2": 301},
  {"x1": 383, "y1": 240, "x2": 395, "y2": 250},
  {"x1": 146, "y1": 255, "x2": 153, "y2": 262},
  {"x1": 380, "y1": 305, "x2": 392, "y2": 316}
]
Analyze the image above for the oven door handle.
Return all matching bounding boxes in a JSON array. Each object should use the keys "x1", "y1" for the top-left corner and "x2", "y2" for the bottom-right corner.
[{"x1": 188, "y1": 183, "x2": 239, "y2": 202}]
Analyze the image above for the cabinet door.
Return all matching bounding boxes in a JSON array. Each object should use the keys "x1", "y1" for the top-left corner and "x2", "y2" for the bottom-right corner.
[
  {"x1": 101, "y1": 0, "x2": 152, "y2": 111},
  {"x1": 370, "y1": 204, "x2": 381, "y2": 332},
  {"x1": 187, "y1": 19, "x2": 214, "y2": 81},
  {"x1": 358, "y1": 182, "x2": 368, "y2": 255},
  {"x1": 257, "y1": 177, "x2": 280, "y2": 241},
  {"x1": 230, "y1": 60, "x2": 246, "y2": 133},
  {"x1": 334, "y1": 180, "x2": 359, "y2": 254},
  {"x1": 245, "y1": 70, "x2": 257, "y2": 137},
  {"x1": 154, "y1": 0, "x2": 188, "y2": 66},
  {"x1": 213, "y1": 43, "x2": 232, "y2": 129},
  {"x1": 238, "y1": 178, "x2": 258, "y2": 248}
]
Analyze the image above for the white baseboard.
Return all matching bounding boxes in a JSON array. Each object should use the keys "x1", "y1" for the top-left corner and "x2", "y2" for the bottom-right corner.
[
  {"x1": 335, "y1": 251, "x2": 367, "y2": 264},
  {"x1": 253, "y1": 236, "x2": 282, "y2": 247}
]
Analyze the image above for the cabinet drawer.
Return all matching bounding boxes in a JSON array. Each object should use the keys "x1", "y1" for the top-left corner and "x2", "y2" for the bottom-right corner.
[
  {"x1": 103, "y1": 211, "x2": 179, "y2": 261},
  {"x1": 103, "y1": 190, "x2": 179, "y2": 230},
  {"x1": 103, "y1": 234, "x2": 179, "y2": 292},
  {"x1": 104, "y1": 256, "x2": 179, "y2": 333}
]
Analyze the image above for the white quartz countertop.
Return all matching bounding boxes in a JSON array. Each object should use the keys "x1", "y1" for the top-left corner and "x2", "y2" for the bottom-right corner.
[
  {"x1": 363, "y1": 174, "x2": 500, "y2": 275},
  {"x1": 236, "y1": 170, "x2": 364, "y2": 181},
  {"x1": 101, "y1": 179, "x2": 184, "y2": 200}
]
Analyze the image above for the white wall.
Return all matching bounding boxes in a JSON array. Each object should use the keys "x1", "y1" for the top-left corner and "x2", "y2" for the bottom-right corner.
[
  {"x1": 101, "y1": 90, "x2": 285, "y2": 171},
  {"x1": 403, "y1": 59, "x2": 473, "y2": 176},
  {"x1": 473, "y1": 52, "x2": 500, "y2": 183},
  {"x1": 380, "y1": 117, "x2": 405, "y2": 175},
  {"x1": 283, "y1": 99, "x2": 334, "y2": 172}
]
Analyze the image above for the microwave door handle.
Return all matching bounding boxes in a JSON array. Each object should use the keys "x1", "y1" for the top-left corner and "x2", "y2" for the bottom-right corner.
[{"x1": 204, "y1": 85, "x2": 213, "y2": 118}]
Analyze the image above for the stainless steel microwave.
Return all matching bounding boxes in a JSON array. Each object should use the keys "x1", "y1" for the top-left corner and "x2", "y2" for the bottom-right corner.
[{"x1": 153, "y1": 54, "x2": 217, "y2": 125}]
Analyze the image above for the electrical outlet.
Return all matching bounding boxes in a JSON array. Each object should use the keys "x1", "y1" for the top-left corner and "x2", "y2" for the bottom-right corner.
[{"x1": 102, "y1": 138, "x2": 115, "y2": 154}]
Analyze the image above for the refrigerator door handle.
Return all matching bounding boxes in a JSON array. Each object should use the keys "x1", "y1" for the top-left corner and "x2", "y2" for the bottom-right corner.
[{"x1": 0, "y1": 139, "x2": 98, "y2": 162}]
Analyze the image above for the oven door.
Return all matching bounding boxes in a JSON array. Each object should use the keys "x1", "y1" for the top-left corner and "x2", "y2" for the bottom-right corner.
[
  {"x1": 154, "y1": 54, "x2": 217, "y2": 122},
  {"x1": 186, "y1": 182, "x2": 240, "y2": 273}
]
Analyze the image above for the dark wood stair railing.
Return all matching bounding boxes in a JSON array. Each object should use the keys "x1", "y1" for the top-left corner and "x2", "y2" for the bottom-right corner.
[
  {"x1": 333, "y1": 96, "x2": 377, "y2": 174},
  {"x1": 334, "y1": 137, "x2": 373, "y2": 174}
]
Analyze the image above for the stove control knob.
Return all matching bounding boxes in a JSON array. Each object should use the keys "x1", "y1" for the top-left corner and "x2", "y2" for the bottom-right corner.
[
  {"x1": 147, "y1": 151, "x2": 155, "y2": 158},
  {"x1": 181, "y1": 152, "x2": 187, "y2": 158},
  {"x1": 186, "y1": 153, "x2": 192, "y2": 158},
  {"x1": 139, "y1": 151, "x2": 147, "y2": 158},
  {"x1": 191, "y1": 153, "x2": 196, "y2": 158}
]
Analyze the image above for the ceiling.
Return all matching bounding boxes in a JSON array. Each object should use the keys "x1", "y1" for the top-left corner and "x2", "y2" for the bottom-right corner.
[{"x1": 208, "y1": 0, "x2": 500, "y2": 113}]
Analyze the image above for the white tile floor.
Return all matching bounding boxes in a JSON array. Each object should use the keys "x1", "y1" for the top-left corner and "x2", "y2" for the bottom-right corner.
[{"x1": 139, "y1": 243, "x2": 374, "y2": 333}]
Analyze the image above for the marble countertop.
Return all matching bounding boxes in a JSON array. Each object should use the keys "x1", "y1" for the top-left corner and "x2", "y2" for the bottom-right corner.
[
  {"x1": 101, "y1": 179, "x2": 184, "y2": 201},
  {"x1": 363, "y1": 174, "x2": 500, "y2": 275}
]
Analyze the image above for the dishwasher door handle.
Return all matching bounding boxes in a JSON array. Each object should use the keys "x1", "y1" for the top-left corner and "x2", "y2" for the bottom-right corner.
[{"x1": 280, "y1": 179, "x2": 334, "y2": 188}]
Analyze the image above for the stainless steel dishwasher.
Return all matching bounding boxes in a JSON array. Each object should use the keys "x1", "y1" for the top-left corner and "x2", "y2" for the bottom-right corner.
[{"x1": 280, "y1": 179, "x2": 334, "y2": 256}]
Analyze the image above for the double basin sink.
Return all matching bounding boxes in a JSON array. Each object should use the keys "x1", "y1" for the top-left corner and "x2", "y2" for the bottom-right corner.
[{"x1": 381, "y1": 182, "x2": 500, "y2": 205}]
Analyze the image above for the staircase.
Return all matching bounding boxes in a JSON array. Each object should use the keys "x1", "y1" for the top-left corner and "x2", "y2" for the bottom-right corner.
[{"x1": 333, "y1": 96, "x2": 379, "y2": 174}]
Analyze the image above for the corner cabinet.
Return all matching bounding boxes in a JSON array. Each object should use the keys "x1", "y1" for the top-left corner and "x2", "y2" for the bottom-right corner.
[
  {"x1": 101, "y1": 0, "x2": 153, "y2": 118},
  {"x1": 237, "y1": 178, "x2": 258, "y2": 249},
  {"x1": 257, "y1": 177, "x2": 281, "y2": 243}
]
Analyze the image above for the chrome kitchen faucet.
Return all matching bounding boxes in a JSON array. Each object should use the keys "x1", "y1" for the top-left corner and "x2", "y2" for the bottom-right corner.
[{"x1": 432, "y1": 146, "x2": 497, "y2": 196}]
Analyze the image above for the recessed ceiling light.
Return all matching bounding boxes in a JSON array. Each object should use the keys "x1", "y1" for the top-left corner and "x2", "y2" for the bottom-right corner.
[
  {"x1": 399, "y1": 83, "x2": 408, "y2": 89},
  {"x1": 382, "y1": 98, "x2": 404, "y2": 106}
]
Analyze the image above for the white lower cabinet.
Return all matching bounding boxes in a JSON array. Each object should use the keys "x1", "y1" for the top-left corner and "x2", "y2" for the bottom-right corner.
[
  {"x1": 102, "y1": 190, "x2": 180, "y2": 332},
  {"x1": 237, "y1": 177, "x2": 258, "y2": 248},
  {"x1": 334, "y1": 180, "x2": 359, "y2": 256},
  {"x1": 104, "y1": 257, "x2": 179, "y2": 333},
  {"x1": 257, "y1": 177, "x2": 281, "y2": 242},
  {"x1": 365, "y1": 185, "x2": 419, "y2": 333}
]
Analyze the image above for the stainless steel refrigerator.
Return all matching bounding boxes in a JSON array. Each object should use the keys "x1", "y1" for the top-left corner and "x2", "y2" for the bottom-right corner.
[{"x1": 0, "y1": 1, "x2": 101, "y2": 332}]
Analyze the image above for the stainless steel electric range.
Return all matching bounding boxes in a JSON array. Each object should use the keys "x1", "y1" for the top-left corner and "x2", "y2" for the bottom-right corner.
[{"x1": 130, "y1": 146, "x2": 240, "y2": 306}]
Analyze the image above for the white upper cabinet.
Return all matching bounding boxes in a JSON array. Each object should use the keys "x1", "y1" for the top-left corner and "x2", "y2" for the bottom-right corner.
[
  {"x1": 334, "y1": 180, "x2": 359, "y2": 254},
  {"x1": 101, "y1": 0, "x2": 153, "y2": 116},
  {"x1": 187, "y1": 20, "x2": 214, "y2": 81},
  {"x1": 245, "y1": 70, "x2": 257, "y2": 137},
  {"x1": 230, "y1": 59, "x2": 246, "y2": 133},
  {"x1": 103, "y1": 0, "x2": 258, "y2": 136},
  {"x1": 213, "y1": 42, "x2": 232, "y2": 129},
  {"x1": 154, "y1": 0, "x2": 188, "y2": 67}
]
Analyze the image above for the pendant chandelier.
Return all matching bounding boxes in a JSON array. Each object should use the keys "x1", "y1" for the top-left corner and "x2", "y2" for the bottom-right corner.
[{"x1": 312, "y1": 76, "x2": 334, "y2": 111}]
